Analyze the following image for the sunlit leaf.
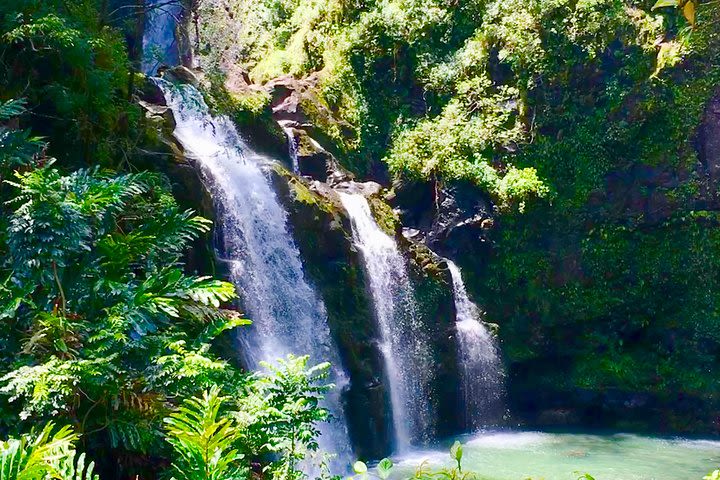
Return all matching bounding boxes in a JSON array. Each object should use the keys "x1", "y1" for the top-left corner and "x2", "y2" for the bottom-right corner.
[
  {"x1": 377, "y1": 458, "x2": 393, "y2": 480},
  {"x1": 450, "y1": 440, "x2": 463, "y2": 462},
  {"x1": 682, "y1": 0, "x2": 696, "y2": 26},
  {"x1": 651, "y1": 0, "x2": 680, "y2": 10}
]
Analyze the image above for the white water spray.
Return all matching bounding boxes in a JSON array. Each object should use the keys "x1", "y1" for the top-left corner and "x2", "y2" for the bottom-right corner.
[{"x1": 446, "y1": 260, "x2": 504, "y2": 430}]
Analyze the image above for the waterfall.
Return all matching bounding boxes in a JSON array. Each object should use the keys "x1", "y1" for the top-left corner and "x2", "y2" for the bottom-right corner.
[
  {"x1": 282, "y1": 125, "x2": 301, "y2": 174},
  {"x1": 446, "y1": 260, "x2": 504, "y2": 430},
  {"x1": 157, "y1": 81, "x2": 353, "y2": 467},
  {"x1": 141, "y1": 2, "x2": 353, "y2": 467},
  {"x1": 338, "y1": 192, "x2": 435, "y2": 452}
]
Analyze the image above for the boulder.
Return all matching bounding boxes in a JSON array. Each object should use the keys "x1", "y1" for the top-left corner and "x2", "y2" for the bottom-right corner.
[
  {"x1": 136, "y1": 75, "x2": 166, "y2": 105},
  {"x1": 264, "y1": 74, "x2": 357, "y2": 168},
  {"x1": 334, "y1": 180, "x2": 383, "y2": 198},
  {"x1": 161, "y1": 65, "x2": 204, "y2": 88},
  {"x1": 285, "y1": 126, "x2": 339, "y2": 180}
]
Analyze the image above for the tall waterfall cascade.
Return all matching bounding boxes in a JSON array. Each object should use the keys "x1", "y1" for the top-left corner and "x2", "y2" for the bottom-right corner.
[
  {"x1": 446, "y1": 261, "x2": 505, "y2": 430},
  {"x1": 142, "y1": 3, "x2": 353, "y2": 468},
  {"x1": 158, "y1": 81, "x2": 353, "y2": 467},
  {"x1": 338, "y1": 192, "x2": 436, "y2": 452},
  {"x1": 142, "y1": 0, "x2": 509, "y2": 462}
]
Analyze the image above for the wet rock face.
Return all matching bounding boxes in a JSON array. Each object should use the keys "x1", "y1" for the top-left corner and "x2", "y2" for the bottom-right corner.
[
  {"x1": 266, "y1": 74, "x2": 317, "y2": 126},
  {"x1": 392, "y1": 179, "x2": 495, "y2": 256},
  {"x1": 136, "y1": 76, "x2": 167, "y2": 106},
  {"x1": 264, "y1": 74, "x2": 359, "y2": 166},
  {"x1": 285, "y1": 126, "x2": 350, "y2": 182},
  {"x1": 269, "y1": 167, "x2": 467, "y2": 454},
  {"x1": 402, "y1": 242, "x2": 462, "y2": 438},
  {"x1": 428, "y1": 183, "x2": 495, "y2": 258},
  {"x1": 390, "y1": 178, "x2": 496, "y2": 298},
  {"x1": 161, "y1": 65, "x2": 203, "y2": 87}
]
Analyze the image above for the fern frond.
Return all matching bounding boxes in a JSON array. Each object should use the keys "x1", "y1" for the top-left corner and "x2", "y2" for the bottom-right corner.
[
  {"x1": 53, "y1": 452, "x2": 99, "y2": 480},
  {"x1": 164, "y1": 388, "x2": 247, "y2": 480},
  {"x1": 0, "y1": 423, "x2": 86, "y2": 480},
  {"x1": 0, "y1": 99, "x2": 27, "y2": 120}
]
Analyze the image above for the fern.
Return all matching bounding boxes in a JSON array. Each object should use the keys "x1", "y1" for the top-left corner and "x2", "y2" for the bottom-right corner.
[
  {"x1": 0, "y1": 99, "x2": 27, "y2": 120},
  {"x1": 164, "y1": 388, "x2": 248, "y2": 480},
  {"x1": 0, "y1": 423, "x2": 97, "y2": 480},
  {"x1": 0, "y1": 95, "x2": 247, "y2": 478},
  {"x1": 54, "y1": 453, "x2": 99, "y2": 480},
  {"x1": 0, "y1": 99, "x2": 44, "y2": 170},
  {"x1": 235, "y1": 355, "x2": 332, "y2": 478},
  {"x1": 107, "y1": 418, "x2": 160, "y2": 455}
]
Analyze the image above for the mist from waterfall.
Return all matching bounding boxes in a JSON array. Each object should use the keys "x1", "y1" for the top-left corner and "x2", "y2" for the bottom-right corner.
[
  {"x1": 446, "y1": 260, "x2": 505, "y2": 430},
  {"x1": 338, "y1": 192, "x2": 435, "y2": 452}
]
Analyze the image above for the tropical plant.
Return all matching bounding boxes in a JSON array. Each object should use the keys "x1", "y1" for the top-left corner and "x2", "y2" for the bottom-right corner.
[
  {"x1": 0, "y1": 163, "x2": 242, "y2": 456},
  {"x1": 351, "y1": 442, "x2": 475, "y2": 480},
  {"x1": 652, "y1": 0, "x2": 698, "y2": 26},
  {"x1": 0, "y1": 99, "x2": 244, "y2": 475},
  {"x1": 164, "y1": 387, "x2": 247, "y2": 480},
  {"x1": 0, "y1": 1, "x2": 138, "y2": 165},
  {"x1": 0, "y1": 99, "x2": 44, "y2": 172},
  {"x1": 575, "y1": 474, "x2": 596, "y2": 480},
  {"x1": 0, "y1": 423, "x2": 98, "y2": 480},
  {"x1": 162, "y1": 356, "x2": 338, "y2": 480},
  {"x1": 236, "y1": 355, "x2": 333, "y2": 480}
]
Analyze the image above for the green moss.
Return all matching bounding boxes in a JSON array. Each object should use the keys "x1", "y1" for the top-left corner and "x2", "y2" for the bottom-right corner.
[
  {"x1": 204, "y1": 78, "x2": 272, "y2": 126},
  {"x1": 406, "y1": 241, "x2": 447, "y2": 281},
  {"x1": 232, "y1": 89, "x2": 271, "y2": 116},
  {"x1": 273, "y1": 164, "x2": 337, "y2": 215},
  {"x1": 368, "y1": 196, "x2": 399, "y2": 236}
]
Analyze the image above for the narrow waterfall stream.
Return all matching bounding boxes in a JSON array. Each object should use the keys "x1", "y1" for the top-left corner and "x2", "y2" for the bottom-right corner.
[
  {"x1": 446, "y1": 261, "x2": 505, "y2": 430},
  {"x1": 281, "y1": 125, "x2": 301, "y2": 174},
  {"x1": 141, "y1": 3, "x2": 353, "y2": 465},
  {"x1": 338, "y1": 192, "x2": 435, "y2": 452}
]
